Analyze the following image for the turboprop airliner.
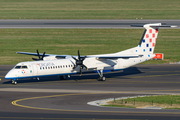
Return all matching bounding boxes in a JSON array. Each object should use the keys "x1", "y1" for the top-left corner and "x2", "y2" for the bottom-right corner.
[{"x1": 5, "y1": 23, "x2": 176, "y2": 84}]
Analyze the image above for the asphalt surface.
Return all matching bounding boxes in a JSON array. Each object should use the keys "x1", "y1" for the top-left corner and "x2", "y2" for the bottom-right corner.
[
  {"x1": 0, "y1": 64, "x2": 180, "y2": 120},
  {"x1": 0, "y1": 19, "x2": 179, "y2": 28}
]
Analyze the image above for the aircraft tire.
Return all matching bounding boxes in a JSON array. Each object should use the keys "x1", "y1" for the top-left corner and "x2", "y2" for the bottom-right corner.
[
  {"x1": 98, "y1": 77, "x2": 106, "y2": 81},
  {"x1": 102, "y1": 77, "x2": 106, "y2": 81},
  {"x1": 14, "y1": 81, "x2": 17, "y2": 85}
]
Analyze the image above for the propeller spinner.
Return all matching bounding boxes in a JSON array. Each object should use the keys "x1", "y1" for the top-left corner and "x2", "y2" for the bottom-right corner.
[
  {"x1": 32, "y1": 49, "x2": 46, "y2": 61},
  {"x1": 72, "y1": 50, "x2": 88, "y2": 76}
]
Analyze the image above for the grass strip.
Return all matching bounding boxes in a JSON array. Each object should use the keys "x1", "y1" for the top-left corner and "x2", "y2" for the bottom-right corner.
[
  {"x1": 106, "y1": 95, "x2": 180, "y2": 109},
  {"x1": 102, "y1": 104, "x2": 135, "y2": 108},
  {"x1": 0, "y1": 0, "x2": 180, "y2": 19},
  {"x1": 0, "y1": 29, "x2": 179, "y2": 65}
]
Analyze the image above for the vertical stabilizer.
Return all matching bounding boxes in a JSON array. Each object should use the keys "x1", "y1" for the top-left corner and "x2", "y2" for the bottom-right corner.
[
  {"x1": 115, "y1": 23, "x2": 176, "y2": 55},
  {"x1": 138, "y1": 23, "x2": 160, "y2": 54},
  {"x1": 131, "y1": 23, "x2": 176, "y2": 54}
]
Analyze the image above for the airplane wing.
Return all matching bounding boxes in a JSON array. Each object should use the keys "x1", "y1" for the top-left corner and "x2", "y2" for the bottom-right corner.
[{"x1": 95, "y1": 55, "x2": 143, "y2": 60}]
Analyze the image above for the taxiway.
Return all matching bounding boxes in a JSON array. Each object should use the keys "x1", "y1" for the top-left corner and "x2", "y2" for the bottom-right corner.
[
  {"x1": 0, "y1": 64, "x2": 180, "y2": 119},
  {"x1": 0, "y1": 19, "x2": 179, "y2": 28}
]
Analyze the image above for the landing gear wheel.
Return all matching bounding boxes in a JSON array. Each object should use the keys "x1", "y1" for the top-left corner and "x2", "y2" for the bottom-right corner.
[
  {"x1": 98, "y1": 77, "x2": 106, "y2": 81},
  {"x1": 102, "y1": 77, "x2": 106, "y2": 81},
  {"x1": 12, "y1": 80, "x2": 17, "y2": 85},
  {"x1": 14, "y1": 81, "x2": 17, "y2": 85}
]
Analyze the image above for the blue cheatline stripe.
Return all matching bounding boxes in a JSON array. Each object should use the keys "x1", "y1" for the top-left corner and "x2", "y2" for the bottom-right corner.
[
  {"x1": 5, "y1": 68, "x2": 123, "y2": 80},
  {"x1": 5, "y1": 72, "x2": 77, "y2": 79}
]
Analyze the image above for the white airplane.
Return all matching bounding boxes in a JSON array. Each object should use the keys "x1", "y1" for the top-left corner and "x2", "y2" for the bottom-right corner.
[{"x1": 5, "y1": 23, "x2": 175, "y2": 84}]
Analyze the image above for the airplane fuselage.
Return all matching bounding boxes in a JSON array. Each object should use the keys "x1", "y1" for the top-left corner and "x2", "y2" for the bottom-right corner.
[{"x1": 5, "y1": 54, "x2": 153, "y2": 80}]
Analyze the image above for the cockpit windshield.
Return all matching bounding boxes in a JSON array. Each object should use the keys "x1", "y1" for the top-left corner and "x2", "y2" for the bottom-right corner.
[
  {"x1": 15, "y1": 66, "x2": 21, "y2": 69},
  {"x1": 22, "y1": 66, "x2": 28, "y2": 69},
  {"x1": 14, "y1": 65, "x2": 28, "y2": 69}
]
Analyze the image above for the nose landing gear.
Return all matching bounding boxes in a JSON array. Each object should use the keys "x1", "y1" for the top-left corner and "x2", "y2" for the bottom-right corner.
[{"x1": 12, "y1": 79, "x2": 17, "y2": 85}]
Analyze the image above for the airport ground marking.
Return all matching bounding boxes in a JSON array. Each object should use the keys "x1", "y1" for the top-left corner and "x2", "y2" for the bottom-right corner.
[{"x1": 11, "y1": 92, "x2": 180, "y2": 115}]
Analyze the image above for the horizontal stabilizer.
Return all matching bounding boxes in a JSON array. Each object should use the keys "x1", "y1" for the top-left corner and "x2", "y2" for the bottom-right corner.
[{"x1": 131, "y1": 23, "x2": 177, "y2": 28}]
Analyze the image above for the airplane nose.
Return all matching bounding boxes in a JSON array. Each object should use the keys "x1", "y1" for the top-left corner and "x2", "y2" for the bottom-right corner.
[{"x1": 5, "y1": 70, "x2": 16, "y2": 79}]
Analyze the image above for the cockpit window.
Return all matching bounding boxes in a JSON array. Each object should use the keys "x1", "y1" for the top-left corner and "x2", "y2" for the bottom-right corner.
[
  {"x1": 22, "y1": 66, "x2": 28, "y2": 69},
  {"x1": 15, "y1": 66, "x2": 21, "y2": 69},
  {"x1": 14, "y1": 65, "x2": 28, "y2": 69}
]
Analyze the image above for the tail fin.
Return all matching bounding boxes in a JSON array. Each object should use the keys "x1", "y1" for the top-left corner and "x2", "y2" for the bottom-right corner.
[
  {"x1": 138, "y1": 23, "x2": 159, "y2": 53},
  {"x1": 132, "y1": 23, "x2": 176, "y2": 54},
  {"x1": 116, "y1": 23, "x2": 176, "y2": 55}
]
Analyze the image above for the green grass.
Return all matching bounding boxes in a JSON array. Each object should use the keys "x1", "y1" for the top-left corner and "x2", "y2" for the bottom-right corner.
[
  {"x1": 107, "y1": 95, "x2": 180, "y2": 109},
  {"x1": 0, "y1": 0, "x2": 180, "y2": 19},
  {"x1": 124, "y1": 95, "x2": 180, "y2": 105},
  {"x1": 0, "y1": 29, "x2": 179, "y2": 65}
]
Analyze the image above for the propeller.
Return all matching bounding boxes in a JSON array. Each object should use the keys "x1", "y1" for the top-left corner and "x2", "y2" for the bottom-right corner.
[
  {"x1": 32, "y1": 49, "x2": 46, "y2": 61},
  {"x1": 71, "y1": 50, "x2": 88, "y2": 76}
]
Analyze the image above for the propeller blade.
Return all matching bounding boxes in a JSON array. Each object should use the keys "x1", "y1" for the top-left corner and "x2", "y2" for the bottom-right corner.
[
  {"x1": 78, "y1": 50, "x2": 80, "y2": 60},
  {"x1": 32, "y1": 49, "x2": 46, "y2": 61},
  {"x1": 82, "y1": 56, "x2": 87, "y2": 61},
  {"x1": 82, "y1": 64, "x2": 88, "y2": 70},
  {"x1": 41, "y1": 52, "x2": 46, "y2": 60},
  {"x1": 71, "y1": 56, "x2": 78, "y2": 61},
  {"x1": 71, "y1": 50, "x2": 88, "y2": 75},
  {"x1": 36, "y1": 49, "x2": 40, "y2": 59}
]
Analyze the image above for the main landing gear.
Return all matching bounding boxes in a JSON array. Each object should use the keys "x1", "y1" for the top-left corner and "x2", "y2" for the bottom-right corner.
[
  {"x1": 12, "y1": 79, "x2": 17, "y2": 85},
  {"x1": 97, "y1": 69, "x2": 106, "y2": 81}
]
